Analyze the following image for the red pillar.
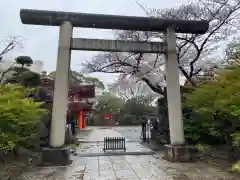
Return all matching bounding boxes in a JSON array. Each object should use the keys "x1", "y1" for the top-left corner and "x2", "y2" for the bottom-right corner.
[
  {"x1": 83, "y1": 111, "x2": 86, "y2": 128},
  {"x1": 78, "y1": 110, "x2": 83, "y2": 129}
]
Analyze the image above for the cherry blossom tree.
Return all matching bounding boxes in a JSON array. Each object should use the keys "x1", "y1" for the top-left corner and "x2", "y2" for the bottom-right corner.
[
  {"x1": 82, "y1": 0, "x2": 240, "y2": 95},
  {"x1": 109, "y1": 78, "x2": 158, "y2": 105}
]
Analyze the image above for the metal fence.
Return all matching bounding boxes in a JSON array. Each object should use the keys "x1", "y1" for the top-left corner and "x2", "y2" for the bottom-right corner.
[{"x1": 103, "y1": 137, "x2": 126, "y2": 152}]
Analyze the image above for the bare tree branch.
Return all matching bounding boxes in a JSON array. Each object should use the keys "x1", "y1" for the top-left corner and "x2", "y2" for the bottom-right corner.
[
  {"x1": 82, "y1": 0, "x2": 240, "y2": 95},
  {"x1": 0, "y1": 36, "x2": 23, "y2": 58}
]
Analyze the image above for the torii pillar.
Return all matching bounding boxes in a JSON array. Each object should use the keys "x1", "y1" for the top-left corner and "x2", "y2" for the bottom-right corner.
[
  {"x1": 163, "y1": 28, "x2": 190, "y2": 162},
  {"x1": 50, "y1": 21, "x2": 72, "y2": 148},
  {"x1": 44, "y1": 21, "x2": 73, "y2": 166}
]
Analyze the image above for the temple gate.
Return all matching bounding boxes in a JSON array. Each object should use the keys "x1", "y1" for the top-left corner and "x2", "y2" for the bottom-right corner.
[{"x1": 20, "y1": 9, "x2": 209, "y2": 164}]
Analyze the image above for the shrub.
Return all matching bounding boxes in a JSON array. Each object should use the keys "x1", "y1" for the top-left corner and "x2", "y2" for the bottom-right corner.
[
  {"x1": 231, "y1": 132, "x2": 240, "y2": 148},
  {"x1": 184, "y1": 65, "x2": 240, "y2": 146},
  {"x1": 0, "y1": 84, "x2": 47, "y2": 153},
  {"x1": 231, "y1": 161, "x2": 240, "y2": 174}
]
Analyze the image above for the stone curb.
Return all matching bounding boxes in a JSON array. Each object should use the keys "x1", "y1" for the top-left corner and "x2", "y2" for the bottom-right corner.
[
  {"x1": 76, "y1": 151, "x2": 155, "y2": 157},
  {"x1": 77, "y1": 140, "x2": 141, "y2": 143}
]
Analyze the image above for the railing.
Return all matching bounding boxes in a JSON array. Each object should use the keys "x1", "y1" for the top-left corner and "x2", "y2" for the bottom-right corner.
[{"x1": 103, "y1": 137, "x2": 126, "y2": 152}]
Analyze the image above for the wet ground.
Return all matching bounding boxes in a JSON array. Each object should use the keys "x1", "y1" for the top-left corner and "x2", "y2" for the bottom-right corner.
[
  {"x1": 16, "y1": 126, "x2": 239, "y2": 180},
  {"x1": 113, "y1": 126, "x2": 142, "y2": 142}
]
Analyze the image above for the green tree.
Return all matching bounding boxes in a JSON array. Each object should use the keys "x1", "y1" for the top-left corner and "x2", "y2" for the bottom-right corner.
[
  {"x1": 120, "y1": 98, "x2": 156, "y2": 125},
  {"x1": 95, "y1": 92, "x2": 124, "y2": 113},
  {"x1": 122, "y1": 98, "x2": 155, "y2": 116},
  {"x1": 92, "y1": 92, "x2": 124, "y2": 125},
  {"x1": 47, "y1": 70, "x2": 105, "y2": 89},
  {"x1": 0, "y1": 56, "x2": 40, "y2": 87},
  {"x1": 184, "y1": 64, "x2": 240, "y2": 146},
  {"x1": 0, "y1": 84, "x2": 47, "y2": 152}
]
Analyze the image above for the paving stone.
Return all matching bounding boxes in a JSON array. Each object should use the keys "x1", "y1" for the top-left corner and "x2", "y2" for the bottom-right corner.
[
  {"x1": 16, "y1": 127, "x2": 240, "y2": 180},
  {"x1": 112, "y1": 163, "x2": 130, "y2": 170},
  {"x1": 70, "y1": 166, "x2": 86, "y2": 174},
  {"x1": 99, "y1": 156, "x2": 110, "y2": 160},
  {"x1": 115, "y1": 169, "x2": 138, "y2": 179},
  {"x1": 134, "y1": 167, "x2": 165, "y2": 178},
  {"x1": 99, "y1": 170, "x2": 116, "y2": 179},
  {"x1": 140, "y1": 176, "x2": 173, "y2": 180},
  {"x1": 98, "y1": 177, "x2": 117, "y2": 180},
  {"x1": 99, "y1": 158, "x2": 111, "y2": 164},
  {"x1": 130, "y1": 162, "x2": 155, "y2": 170},
  {"x1": 110, "y1": 159, "x2": 126, "y2": 164},
  {"x1": 82, "y1": 174, "x2": 98, "y2": 180},
  {"x1": 110, "y1": 156, "x2": 126, "y2": 164},
  {"x1": 86, "y1": 162, "x2": 98, "y2": 168},
  {"x1": 110, "y1": 156, "x2": 126, "y2": 160},
  {"x1": 118, "y1": 179, "x2": 139, "y2": 180},
  {"x1": 84, "y1": 169, "x2": 98, "y2": 175},
  {"x1": 99, "y1": 163, "x2": 113, "y2": 171},
  {"x1": 86, "y1": 159, "x2": 98, "y2": 165},
  {"x1": 83, "y1": 169, "x2": 99, "y2": 179}
]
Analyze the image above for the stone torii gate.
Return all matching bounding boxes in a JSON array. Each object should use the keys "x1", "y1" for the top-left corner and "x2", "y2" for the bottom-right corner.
[{"x1": 20, "y1": 9, "x2": 208, "y2": 165}]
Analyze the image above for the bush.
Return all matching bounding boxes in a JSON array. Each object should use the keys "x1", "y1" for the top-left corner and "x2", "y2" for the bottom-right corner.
[
  {"x1": 232, "y1": 132, "x2": 240, "y2": 148},
  {"x1": 0, "y1": 84, "x2": 47, "y2": 153},
  {"x1": 184, "y1": 65, "x2": 240, "y2": 146},
  {"x1": 231, "y1": 161, "x2": 240, "y2": 174}
]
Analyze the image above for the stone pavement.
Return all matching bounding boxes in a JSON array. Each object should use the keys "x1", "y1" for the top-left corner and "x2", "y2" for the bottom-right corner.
[
  {"x1": 76, "y1": 128, "x2": 152, "y2": 155},
  {"x1": 17, "y1": 127, "x2": 239, "y2": 180}
]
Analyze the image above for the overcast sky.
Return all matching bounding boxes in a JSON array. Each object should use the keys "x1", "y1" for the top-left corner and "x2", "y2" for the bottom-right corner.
[{"x1": 0, "y1": 0, "x2": 191, "y2": 84}]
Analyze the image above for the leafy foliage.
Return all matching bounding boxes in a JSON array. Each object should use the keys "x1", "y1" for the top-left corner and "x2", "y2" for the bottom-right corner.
[
  {"x1": 184, "y1": 64, "x2": 240, "y2": 146},
  {"x1": 122, "y1": 98, "x2": 155, "y2": 116},
  {"x1": 92, "y1": 91, "x2": 156, "y2": 125},
  {"x1": 15, "y1": 56, "x2": 33, "y2": 67},
  {"x1": 46, "y1": 70, "x2": 105, "y2": 89},
  {"x1": 119, "y1": 98, "x2": 156, "y2": 125},
  {"x1": 91, "y1": 92, "x2": 124, "y2": 125},
  {"x1": 0, "y1": 56, "x2": 41, "y2": 87},
  {"x1": 94, "y1": 92, "x2": 124, "y2": 114},
  {"x1": 232, "y1": 132, "x2": 240, "y2": 148},
  {"x1": 231, "y1": 161, "x2": 240, "y2": 173},
  {"x1": 0, "y1": 84, "x2": 47, "y2": 152}
]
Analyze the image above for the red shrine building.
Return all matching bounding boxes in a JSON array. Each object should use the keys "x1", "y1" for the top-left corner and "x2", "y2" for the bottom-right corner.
[{"x1": 40, "y1": 77, "x2": 96, "y2": 129}]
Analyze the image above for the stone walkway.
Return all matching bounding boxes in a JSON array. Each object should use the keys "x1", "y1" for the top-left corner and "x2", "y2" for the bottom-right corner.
[
  {"x1": 76, "y1": 128, "x2": 152, "y2": 155},
  {"x1": 17, "y1": 127, "x2": 239, "y2": 180}
]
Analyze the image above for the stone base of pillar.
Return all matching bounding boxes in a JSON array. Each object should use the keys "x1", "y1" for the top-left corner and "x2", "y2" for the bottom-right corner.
[
  {"x1": 163, "y1": 144, "x2": 198, "y2": 162},
  {"x1": 40, "y1": 147, "x2": 71, "y2": 166}
]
